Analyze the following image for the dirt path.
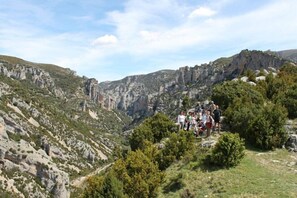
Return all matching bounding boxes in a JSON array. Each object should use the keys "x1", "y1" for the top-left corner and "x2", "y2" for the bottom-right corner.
[{"x1": 71, "y1": 163, "x2": 113, "y2": 188}]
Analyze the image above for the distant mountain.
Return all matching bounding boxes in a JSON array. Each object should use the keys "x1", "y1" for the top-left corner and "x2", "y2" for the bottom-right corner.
[
  {"x1": 99, "y1": 49, "x2": 294, "y2": 121},
  {"x1": 275, "y1": 49, "x2": 297, "y2": 63},
  {"x1": 0, "y1": 55, "x2": 131, "y2": 197}
]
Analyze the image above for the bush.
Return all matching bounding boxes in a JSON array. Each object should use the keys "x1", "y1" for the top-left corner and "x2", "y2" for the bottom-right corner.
[
  {"x1": 223, "y1": 98, "x2": 287, "y2": 150},
  {"x1": 210, "y1": 133, "x2": 245, "y2": 168},
  {"x1": 112, "y1": 150, "x2": 164, "y2": 198},
  {"x1": 276, "y1": 85, "x2": 297, "y2": 119},
  {"x1": 250, "y1": 103, "x2": 288, "y2": 149},
  {"x1": 98, "y1": 172, "x2": 127, "y2": 198},
  {"x1": 157, "y1": 130, "x2": 195, "y2": 170},
  {"x1": 84, "y1": 171, "x2": 127, "y2": 198},
  {"x1": 129, "y1": 113, "x2": 176, "y2": 151},
  {"x1": 145, "y1": 113, "x2": 177, "y2": 142},
  {"x1": 130, "y1": 124, "x2": 154, "y2": 151},
  {"x1": 212, "y1": 81, "x2": 264, "y2": 110},
  {"x1": 83, "y1": 175, "x2": 104, "y2": 198}
]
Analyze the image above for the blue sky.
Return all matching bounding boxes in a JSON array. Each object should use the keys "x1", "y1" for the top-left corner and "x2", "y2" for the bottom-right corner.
[{"x1": 0, "y1": 0, "x2": 296, "y2": 82}]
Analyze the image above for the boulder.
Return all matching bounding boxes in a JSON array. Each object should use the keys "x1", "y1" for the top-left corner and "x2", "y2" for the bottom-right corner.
[{"x1": 285, "y1": 134, "x2": 297, "y2": 152}]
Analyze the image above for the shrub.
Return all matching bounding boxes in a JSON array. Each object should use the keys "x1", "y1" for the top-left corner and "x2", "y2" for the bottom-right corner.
[
  {"x1": 223, "y1": 99, "x2": 287, "y2": 150},
  {"x1": 84, "y1": 172, "x2": 127, "y2": 198},
  {"x1": 129, "y1": 113, "x2": 176, "y2": 151},
  {"x1": 250, "y1": 103, "x2": 288, "y2": 150},
  {"x1": 210, "y1": 133, "x2": 245, "y2": 168},
  {"x1": 212, "y1": 81, "x2": 264, "y2": 110},
  {"x1": 83, "y1": 175, "x2": 104, "y2": 198},
  {"x1": 157, "y1": 130, "x2": 195, "y2": 170},
  {"x1": 145, "y1": 113, "x2": 177, "y2": 142},
  {"x1": 276, "y1": 85, "x2": 297, "y2": 119},
  {"x1": 129, "y1": 124, "x2": 154, "y2": 151},
  {"x1": 112, "y1": 150, "x2": 164, "y2": 198}
]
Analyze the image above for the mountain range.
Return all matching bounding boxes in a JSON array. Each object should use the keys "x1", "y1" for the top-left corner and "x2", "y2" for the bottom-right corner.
[{"x1": 0, "y1": 49, "x2": 296, "y2": 197}]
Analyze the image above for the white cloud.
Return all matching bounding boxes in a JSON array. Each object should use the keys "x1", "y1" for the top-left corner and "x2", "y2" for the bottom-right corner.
[
  {"x1": 91, "y1": 34, "x2": 118, "y2": 45},
  {"x1": 1, "y1": 0, "x2": 297, "y2": 82},
  {"x1": 139, "y1": 30, "x2": 160, "y2": 41},
  {"x1": 188, "y1": 7, "x2": 217, "y2": 18}
]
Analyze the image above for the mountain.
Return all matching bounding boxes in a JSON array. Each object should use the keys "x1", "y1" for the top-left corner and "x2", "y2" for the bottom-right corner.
[
  {"x1": 99, "y1": 49, "x2": 293, "y2": 121},
  {"x1": 275, "y1": 49, "x2": 297, "y2": 63},
  {"x1": 0, "y1": 55, "x2": 131, "y2": 197},
  {"x1": 0, "y1": 49, "x2": 296, "y2": 197}
]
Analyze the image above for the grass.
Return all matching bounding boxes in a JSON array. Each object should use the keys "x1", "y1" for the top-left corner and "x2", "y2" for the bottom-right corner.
[{"x1": 158, "y1": 148, "x2": 297, "y2": 198}]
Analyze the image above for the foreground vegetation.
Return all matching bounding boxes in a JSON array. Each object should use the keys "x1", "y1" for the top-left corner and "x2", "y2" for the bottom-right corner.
[
  {"x1": 158, "y1": 148, "x2": 297, "y2": 198},
  {"x1": 81, "y1": 62, "x2": 297, "y2": 198}
]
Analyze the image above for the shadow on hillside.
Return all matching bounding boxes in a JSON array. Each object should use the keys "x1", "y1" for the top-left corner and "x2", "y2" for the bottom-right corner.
[
  {"x1": 244, "y1": 143, "x2": 271, "y2": 153},
  {"x1": 162, "y1": 173, "x2": 185, "y2": 193},
  {"x1": 199, "y1": 162, "x2": 222, "y2": 173}
]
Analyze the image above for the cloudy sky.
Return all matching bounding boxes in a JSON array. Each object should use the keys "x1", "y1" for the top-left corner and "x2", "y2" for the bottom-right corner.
[{"x1": 0, "y1": 0, "x2": 296, "y2": 82}]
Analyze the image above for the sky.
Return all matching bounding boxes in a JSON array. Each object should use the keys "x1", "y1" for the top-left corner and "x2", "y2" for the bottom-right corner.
[{"x1": 0, "y1": 0, "x2": 297, "y2": 82}]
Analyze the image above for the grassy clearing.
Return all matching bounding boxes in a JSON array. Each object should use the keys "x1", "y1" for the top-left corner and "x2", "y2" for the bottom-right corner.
[{"x1": 158, "y1": 149, "x2": 297, "y2": 198}]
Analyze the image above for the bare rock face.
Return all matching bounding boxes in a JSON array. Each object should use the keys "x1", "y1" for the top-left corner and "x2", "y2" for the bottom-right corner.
[
  {"x1": 99, "y1": 50, "x2": 288, "y2": 120},
  {"x1": 0, "y1": 61, "x2": 65, "y2": 98},
  {"x1": 85, "y1": 78, "x2": 100, "y2": 102},
  {"x1": 285, "y1": 134, "x2": 297, "y2": 152},
  {"x1": 226, "y1": 50, "x2": 286, "y2": 79}
]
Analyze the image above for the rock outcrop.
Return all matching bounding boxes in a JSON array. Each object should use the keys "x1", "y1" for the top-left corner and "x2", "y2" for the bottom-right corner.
[
  {"x1": 0, "y1": 56, "x2": 130, "y2": 197},
  {"x1": 99, "y1": 50, "x2": 289, "y2": 119}
]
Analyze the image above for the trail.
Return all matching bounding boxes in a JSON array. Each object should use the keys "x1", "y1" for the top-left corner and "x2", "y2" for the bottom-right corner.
[{"x1": 71, "y1": 163, "x2": 113, "y2": 188}]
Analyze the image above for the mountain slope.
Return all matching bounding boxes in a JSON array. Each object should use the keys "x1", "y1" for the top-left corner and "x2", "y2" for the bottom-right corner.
[
  {"x1": 0, "y1": 56, "x2": 131, "y2": 197},
  {"x1": 99, "y1": 49, "x2": 291, "y2": 121}
]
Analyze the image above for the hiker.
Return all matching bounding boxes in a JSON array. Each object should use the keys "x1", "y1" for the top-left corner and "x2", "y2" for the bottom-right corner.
[
  {"x1": 177, "y1": 111, "x2": 186, "y2": 130},
  {"x1": 209, "y1": 101, "x2": 216, "y2": 117},
  {"x1": 213, "y1": 105, "x2": 222, "y2": 134},
  {"x1": 205, "y1": 109, "x2": 214, "y2": 138},
  {"x1": 197, "y1": 109, "x2": 207, "y2": 136},
  {"x1": 185, "y1": 112, "x2": 192, "y2": 131}
]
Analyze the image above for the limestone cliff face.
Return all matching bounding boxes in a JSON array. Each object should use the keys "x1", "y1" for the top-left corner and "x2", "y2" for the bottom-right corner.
[
  {"x1": 0, "y1": 56, "x2": 130, "y2": 197},
  {"x1": 226, "y1": 50, "x2": 287, "y2": 79},
  {"x1": 99, "y1": 50, "x2": 289, "y2": 119}
]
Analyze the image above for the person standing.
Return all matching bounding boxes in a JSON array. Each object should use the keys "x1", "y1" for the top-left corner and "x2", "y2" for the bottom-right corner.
[
  {"x1": 213, "y1": 105, "x2": 222, "y2": 134},
  {"x1": 205, "y1": 110, "x2": 214, "y2": 138},
  {"x1": 177, "y1": 111, "x2": 186, "y2": 130}
]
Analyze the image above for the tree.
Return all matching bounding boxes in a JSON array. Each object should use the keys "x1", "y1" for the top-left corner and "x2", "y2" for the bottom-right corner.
[
  {"x1": 112, "y1": 150, "x2": 164, "y2": 198},
  {"x1": 182, "y1": 96, "x2": 190, "y2": 111},
  {"x1": 83, "y1": 175, "x2": 104, "y2": 198},
  {"x1": 129, "y1": 113, "x2": 176, "y2": 151},
  {"x1": 212, "y1": 81, "x2": 264, "y2": 110},
  {"x1": 210, "y1": 133, "x2": 245, "y2": 168},
  {"x1": 99, "y1": 172, "x2": 127, "y2": 198},
  {"x1": 130, "y1": 123, "x2": 153, "y2": 151},
  {"x1": 276, "y1": 85, "x2": 297, "y2": 119},
  {"x1": 157, "y1": 130, "x2": 195, "y2": 170}
]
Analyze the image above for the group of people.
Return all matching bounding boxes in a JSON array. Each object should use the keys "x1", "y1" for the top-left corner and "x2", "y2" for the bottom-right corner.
[{"x1": 177, "y1": 101, "x2": 222, "y2": 138}]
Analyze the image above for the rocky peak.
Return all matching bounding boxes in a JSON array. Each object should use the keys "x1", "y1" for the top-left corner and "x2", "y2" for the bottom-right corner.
[
  {"x1": 99, "y1": 50, "x2": 292, "y2": 120},
  {"x1": 226, "y1": 49, "x2": 287, "y2": 79}
]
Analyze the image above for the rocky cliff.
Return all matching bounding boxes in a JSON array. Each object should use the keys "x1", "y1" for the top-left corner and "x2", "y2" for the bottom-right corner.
[
  {"x1": 0, "y1": 56, "x2": 131, "y2": 197},
  {"x1": 99, "y1": 50, "x2": 291, "y2": 120}
]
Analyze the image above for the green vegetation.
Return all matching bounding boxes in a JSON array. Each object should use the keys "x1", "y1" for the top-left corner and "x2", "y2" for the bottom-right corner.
[
  {"x1": 212, "y1": 63, "x2": 297, "y2": 149},
  {"x1": 182, "y1": 96, "x2": 190, "y2": 111},
  {"x1": 212, "y1": 80, "x2": 264, "y2": 110},
  {"x1": 157, "y1": 130, "x2": 196, "y2": 170},
  {"x1": 83, "y1": 172, "x2": 127, "y2": 198},
  {"x1": 158, "y1": 149, "x2": 297, "y2": 198},
  {"x1": 209, "y1": 133, "x2": 245, "y2": 168},
  {"x1": 129, "y1": 113, "x2": 176, "y2": 151}
]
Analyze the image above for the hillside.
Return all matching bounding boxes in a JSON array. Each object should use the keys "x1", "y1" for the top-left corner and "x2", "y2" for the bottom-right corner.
[
  {"x1": 0, "y1": 56, "x2": 131, "y2": 197},
  {"x1": 99, "y1": 49, "x2": 293, "y2": 122},
  {"x1": 0, "y1": 49, "x2": 296, "y2": 197},
  {"x1": 158, "y1": 148, "x2": 297, "y2": 197}
]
